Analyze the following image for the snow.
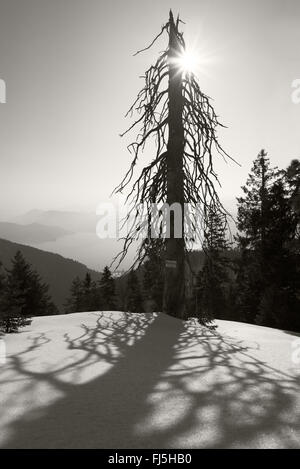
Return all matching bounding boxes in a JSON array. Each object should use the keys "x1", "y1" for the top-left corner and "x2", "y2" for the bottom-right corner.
[{"x1": 0, "y1": 311, "x2": 299, "y2": 448}]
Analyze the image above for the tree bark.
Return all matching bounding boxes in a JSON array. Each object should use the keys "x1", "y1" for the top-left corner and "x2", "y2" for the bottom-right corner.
[{"x1": 163, "y1": 11, "x2": 186, "y2": 318}]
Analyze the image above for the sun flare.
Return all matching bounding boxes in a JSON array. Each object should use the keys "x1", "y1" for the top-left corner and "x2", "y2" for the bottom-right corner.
[
  {"x1": 173, "y1": 43, "x2": 214, "y2": 77},
  {"x1": 176, "y1": 49, "x2": 199, "y2": 74}
]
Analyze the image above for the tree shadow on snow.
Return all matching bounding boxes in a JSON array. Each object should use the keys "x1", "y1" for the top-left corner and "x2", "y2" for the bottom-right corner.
[{"x1": 1, "y1": 312, "x2": 299, "y2": 448}]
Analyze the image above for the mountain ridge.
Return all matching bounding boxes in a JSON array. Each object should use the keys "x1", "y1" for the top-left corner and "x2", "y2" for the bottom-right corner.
[{"x1": 0, "y1": 238, "x2": 101, "y2": 311}]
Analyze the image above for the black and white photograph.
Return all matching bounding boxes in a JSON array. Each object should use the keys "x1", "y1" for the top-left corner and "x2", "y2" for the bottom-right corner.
[{"x1": 0, "y1": 0, "x2": 299, "y2": 453}]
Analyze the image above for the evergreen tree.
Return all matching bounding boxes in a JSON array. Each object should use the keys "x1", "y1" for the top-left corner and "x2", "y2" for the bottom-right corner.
[
  {"x1": 234, "y1": 249, "x2": 262, "y2": 323},
  {"x1": 65, "y1": 274, "x2": 101, "y2": 313},
  {"x1": 236, "y1": 150, "x2": 279, "y2": 253},
  {"x1": 236, "y1": 152, "x2": 300, "y2": 330},
  {"x1": 285, "y1": 159, "x2": 300, "y2": 255},
  {"x1": 143, "y1": 239, "x2": 164, "y2": 311},
  {"x1": 0, "y1": 251, "x2": 57, "y2": 333},
  {"x1": 287, "y1": 159, "x2": 300, "y2": 215},
  {"x1": 27, "y1": 269, "x2": 58, "y2": 316},
  {"x1": 235, "y1": 150, "x2": 279, "y2": 323},
  {"x1": 114, "y1": 11, "x2": 234, "y2": 319},
  {"x1": 99, "y1": 266, "x2": 116, "y2": 310},
  {"x1": 256, "y1": 176, "x2": 300, "y2": 329},
  {"x1": 82, "y1": 273, "x2": 100, "y2": 311},
  {"x1": 125, "y1": 270, "x2": 144, "y2": 313},
  {"x1": 64, "y1": 276, "x2": 84, "y2": 313},
  {"x1": 193, "y1": 209, "x2": 231, "y2": 322}
]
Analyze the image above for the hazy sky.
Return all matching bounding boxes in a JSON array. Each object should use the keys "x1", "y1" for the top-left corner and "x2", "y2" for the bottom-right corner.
[{"x1": 0, "y1": 0, "x2": 299, "y2": 218}]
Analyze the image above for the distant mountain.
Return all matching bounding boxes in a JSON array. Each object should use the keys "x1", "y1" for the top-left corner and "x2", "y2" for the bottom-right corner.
[
  {"x1": 14, "y1": 210, "x2": 99, "y2": 233},
  {"x1": 0, "y1": 222, "x2": 72, "y2": 244},
  {"x1": 0, "y1": 238, "x2": 101, "y2": 312},
  {"x1": 10, "y1": 209, "x2": 132, "y2": 270}
]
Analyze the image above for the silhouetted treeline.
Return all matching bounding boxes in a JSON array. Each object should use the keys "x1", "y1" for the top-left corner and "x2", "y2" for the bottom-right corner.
[
  {"x1": 192, "y1": 152, "x2": 300, "y2": 332},
  {"x1": 65, "y1": 265, "x2": 145, "y2": 314},
  {"x1": 137, "y1": 152, "x2": 300, "y2": 332},
  {"x1": 4, "y1": 151, "x2": 298, "y2": 333}
]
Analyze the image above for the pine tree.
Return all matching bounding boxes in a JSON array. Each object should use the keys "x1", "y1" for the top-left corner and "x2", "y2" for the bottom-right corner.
[
  {"x1": 256, "y1": 176, "x2": 300, "y2": 329},
  {"x1": 65, "y1": 274, "x2": 102, "y2": 313},
  {"x1": 64, "y1": 276, "x2": 84, "y2": 313},
  {"x1": 285, "y1": 159, "x2": 300, "y2": 255},
  {"x1": 82, "y1": 273, "x2": 100, "y2": 311},
  {"x1": 99, "y1": 266, "x2": 116, "y2": 310},
  {"x1": 27, "y1": 269, "x2": 58, "y2": 316},
  {"x1": 236, "y1": 150, "x2": 279, "y2": 254},
  {"x1": 125, "y1": 270, "x2": 144, "y2": 313},
  {"x1": 194, "y1": 209, "x2": 231, "y2": 322},
  {"x1": 287, "y1": 159, "x2": 300, "y2": 215},
  {"x1": 236, "y1": 152, "x2": 300, "y2": 330},
  {"x1": 113, "y1": 11, "x2": 234, "y2": 319},
  {"x1": 143, "y1": 239, "x2": 164, "y2": 311},
  {"x1": 0, "y1": 251, "x2": 57, "y2": 332},
  {"x1": 235, "y1": 150, "x2": 279, "y2": 324}
]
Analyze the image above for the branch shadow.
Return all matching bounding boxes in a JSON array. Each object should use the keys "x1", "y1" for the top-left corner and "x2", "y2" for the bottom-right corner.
[{"x1": 0, "y1": 312, "x2": 299, "y2": 448}]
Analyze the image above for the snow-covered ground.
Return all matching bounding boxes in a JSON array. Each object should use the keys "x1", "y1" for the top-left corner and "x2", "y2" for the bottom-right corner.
[{"x1": 0, "y1": 311, "x2": 299, "y2": 448}]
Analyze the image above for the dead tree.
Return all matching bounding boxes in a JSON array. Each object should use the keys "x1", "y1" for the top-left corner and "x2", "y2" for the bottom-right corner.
[{"x1": 113, "y1": 11, "x2": 236, "y2": 318}]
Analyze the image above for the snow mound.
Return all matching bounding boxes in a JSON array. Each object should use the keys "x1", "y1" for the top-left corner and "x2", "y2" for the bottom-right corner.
[{"x1": 0, "y1": 311, "x2": 299, "y2": 448}]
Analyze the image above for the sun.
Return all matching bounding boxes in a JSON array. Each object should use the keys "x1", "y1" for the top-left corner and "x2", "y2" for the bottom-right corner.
[
  {"x1": 172, "y1": 43, "x2": 215, "y2": 77},
  {"x1": 176, "y1": 49, "x2": 199, "y2": 74}
]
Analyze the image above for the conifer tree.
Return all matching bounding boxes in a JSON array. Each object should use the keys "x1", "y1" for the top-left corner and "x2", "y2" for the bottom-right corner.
[
  {"x1": 236, "y1": 152, "x2": 300, "y2": 330},
  {"x1": 287, "y1": 159, "x2": 300, "y2": 216},
  {"x1": 143, "y1": 239, "x2": 164, "y2": 310},
  {"x1": 125, "y1": 270, "x2": 144, "y2": 313},
  {"x1": 256, "y1": 176, "x2": 300, "y2": 329},
  {"x1": 113, "y1": 11, "x2": 234, "y2": 318},
  {"x1": 81, "y1": 273, "x2": 100, "y2": 311},
  {"x1": 65, "y1": 274, "x2": 101, "y2": 313},
  {"x1": 65, "y1": 276, "x2": 84, "y2": 313},
  {"x1": 235, "y1": 150, "x2": 279, "y2": 323},
  {"x1": 194, "y1": 209, "x2": 231, "y2": 321},
  {"x1": 99, "y1": 266, "x2": 116, "y2": 310},
  {"x1": 0, "y1": 251, "x2": 57, "y2": 333},
  {"x1": 236, "y1": 150, "x2": 279, "y2": 254}
]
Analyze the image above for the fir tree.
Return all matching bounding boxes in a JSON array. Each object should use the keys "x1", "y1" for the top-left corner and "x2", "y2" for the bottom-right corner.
[
  {"x1": 113, "y1": 11, "x2": 235, "y2": 318},
  {"x1": 236, "y1": 152, "x2": 300, "y2": 330},
  {"x1": 82, "y1": 273, "x2": 100, "y2": 311},
  {"x1": 194, "y1": 209, "x2": 231, "y2": 322},
  {"x1": 235, "y1": 151, "x2": 279, "y2": 323},
  {"x1": 99, "y1": 266, "x2": 116, "y2": 310},
  {"x1": 0, "y1": 251, "x2": 57, "y2": 333},
  {"x1": 236, "y1": 150, "x2": 279, "y2": 254},
  {"x1": 65, "y1": 274, "x2": 101, "y2": 313},
  {"x1": 27, "y1": 269, "x2": 58, "y2": 316},
  {"x1": 286, "y1": 159, "x2": 300, "y2": 215},
  {"x1": 256, "y1": 177, "x2": 300, "y2": 329},
  {"x1": 143, "y1": 239, "x2": 164, "y2": 311},
  {"x1": 64, "y1": 276, "x2": 84, "y2": 313},
  {"x1": 125, "y1": 270, "x2": 144, "y2": 313}
]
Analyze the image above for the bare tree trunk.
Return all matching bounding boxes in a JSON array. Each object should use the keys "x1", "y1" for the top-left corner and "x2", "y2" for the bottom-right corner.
[{"x1": 163, "y1": 11, "x2": 186, "y2": 318}]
